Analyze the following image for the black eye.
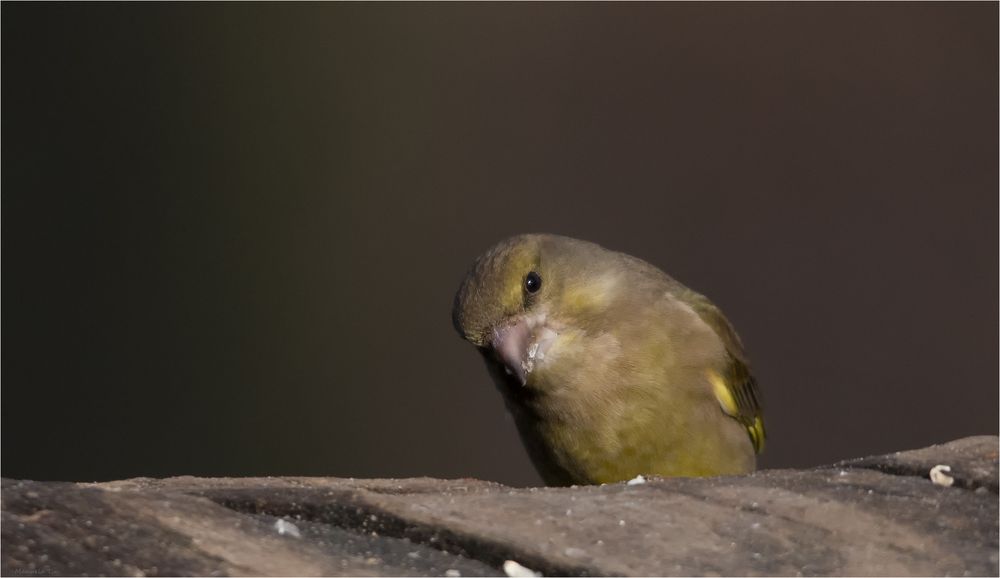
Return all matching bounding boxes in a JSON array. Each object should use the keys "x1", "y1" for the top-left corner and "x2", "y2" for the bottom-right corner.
[{"x1": 524, "y1": 271, "x2": 542, "y2": 294}]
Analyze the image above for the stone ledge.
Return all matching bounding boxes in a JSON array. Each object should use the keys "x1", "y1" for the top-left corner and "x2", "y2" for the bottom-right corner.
[{"x1": 3, "y1": 436, "x2": 998, "y2": 576}]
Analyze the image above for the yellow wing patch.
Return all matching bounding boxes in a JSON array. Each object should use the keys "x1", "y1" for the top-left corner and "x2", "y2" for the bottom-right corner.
[
  {"x1": 707, "y1": 369, "x2": 766, "y2": 454},
  {"x1": 708, "y1": 370, "x2": 739, "y2": 416},
  {"x1": 749, "y1": 416, "x2": 766, "y2": 453}
]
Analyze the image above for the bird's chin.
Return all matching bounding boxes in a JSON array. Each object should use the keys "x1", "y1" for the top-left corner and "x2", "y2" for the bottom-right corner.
[{"x1": 489, "y1": 313, "x2": 559, "y2": 386}]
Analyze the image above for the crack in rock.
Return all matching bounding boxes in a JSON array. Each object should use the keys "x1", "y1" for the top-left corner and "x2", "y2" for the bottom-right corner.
[{"x1": 200, "y1": 490, "x2": 599, "y2": 577}]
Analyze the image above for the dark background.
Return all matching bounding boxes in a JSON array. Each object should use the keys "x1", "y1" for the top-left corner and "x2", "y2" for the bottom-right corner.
[{"x1": 3, "y1": 3, "x2": 997, "y2": 486}]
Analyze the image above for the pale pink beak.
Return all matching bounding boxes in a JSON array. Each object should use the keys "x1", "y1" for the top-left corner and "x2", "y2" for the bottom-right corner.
[{"x1": 490, "y1": 318, "x2": 532, "y2": 386}]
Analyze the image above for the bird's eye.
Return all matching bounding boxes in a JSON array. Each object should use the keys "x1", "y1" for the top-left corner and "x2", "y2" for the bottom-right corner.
[{"x1": 524, "y1": 271, "x2": 542, "y2": 294}]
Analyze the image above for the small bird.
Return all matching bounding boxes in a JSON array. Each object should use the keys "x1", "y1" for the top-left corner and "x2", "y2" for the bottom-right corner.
[{"x1": 452, "y1": 234, "x2": 765, "y2": 486}]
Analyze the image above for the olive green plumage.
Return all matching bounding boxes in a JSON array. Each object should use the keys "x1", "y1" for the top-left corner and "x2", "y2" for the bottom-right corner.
[{"x1": 452, "y1": 234, "x2": 765, "y2": 486}]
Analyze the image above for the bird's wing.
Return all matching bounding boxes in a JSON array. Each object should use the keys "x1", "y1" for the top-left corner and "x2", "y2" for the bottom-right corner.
[{"x1": 684, "y1": 291, "x2": 767, "y2": 454}]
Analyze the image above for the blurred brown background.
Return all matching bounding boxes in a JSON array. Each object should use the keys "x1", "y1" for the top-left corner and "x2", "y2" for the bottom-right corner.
[{"x1": 3, "y1": 3, "x2": 997, "y2": 486}]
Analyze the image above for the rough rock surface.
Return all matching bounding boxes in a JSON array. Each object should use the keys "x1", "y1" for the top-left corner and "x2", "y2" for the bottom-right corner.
[{"x1": 3, "y1": 436, "x2": 997, "y2": 576}]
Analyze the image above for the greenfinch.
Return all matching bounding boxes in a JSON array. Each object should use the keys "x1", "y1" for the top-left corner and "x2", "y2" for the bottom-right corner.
[{"x1": 452, "y1": 234, "x2": 765, "y2": 486}]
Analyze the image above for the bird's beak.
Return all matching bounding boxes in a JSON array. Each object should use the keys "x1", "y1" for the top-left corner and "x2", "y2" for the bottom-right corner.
[
  {"x1": 490, "y1": 317, "x2": 532, "y2": 386},
  {"x1": 488, "y1": 315, "x2": 558, "y2": 387}
]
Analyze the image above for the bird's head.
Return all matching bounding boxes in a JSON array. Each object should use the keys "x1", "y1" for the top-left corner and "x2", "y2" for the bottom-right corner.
[{"x1": 452, "y1": 234, "x2": 626, "y2": 386}]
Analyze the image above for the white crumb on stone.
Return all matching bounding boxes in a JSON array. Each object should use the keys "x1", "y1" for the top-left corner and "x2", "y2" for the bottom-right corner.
[
  {"x1": 626, "y1": 475, "x2": 646, "y2": 486},
  {"x1": 618, "y1": 519, "x2": 626, "y2": 526},
  {"x1": 273, "y1": 519, "x2": 301, "y2": 538},
  {"x1": 445, "y1": 570, "x2": 461, "y2": 577},
  {"x1": 503, "y1": 560, "x2": 541, "y2": 578},
  {"x1": 930, "y1": 464, "x2": 955, "y2": 487}
]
